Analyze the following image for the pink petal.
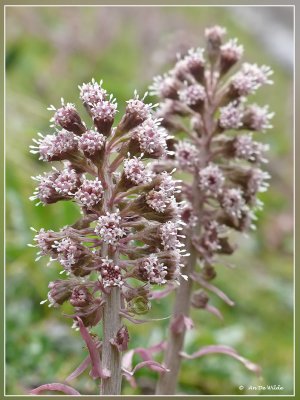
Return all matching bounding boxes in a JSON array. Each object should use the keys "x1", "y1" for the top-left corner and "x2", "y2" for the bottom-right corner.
[
  {"x1": 180, "y1": 344, "x2": 261, "y2": 375},
  {"x1": 191, "y1": 272, "x2": 235, "y2": 306},
  {"x1": 205, "y1": 304, "x2": 224, "y2": 320},
  {"x1": 76, "y1": 317, "x2": 110, "y2": 380},
  {"x1": 30, "y1": 383, "x2": 81, "y2": 395}
]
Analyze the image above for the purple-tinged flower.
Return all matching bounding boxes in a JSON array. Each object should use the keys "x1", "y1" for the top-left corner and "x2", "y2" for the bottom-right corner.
[
  {"x1": 95, "y1": 210, "x2": 126, "y2": 245},
  {"x1": 124, "y1": 156, "x2": 154, "y2": 185},
  {"x1": 234, "y1": 134, "x2": 269, "y2": 163},
  {"x1": 160, "y1": 221, "x2": 184, "y2": 250},
  {"x1": 200, "y1": 221, "x2": 225, "y2": 254},
  {"x1": 70, "y1": 286, "x2": 93, "y2": 308},
  {"x1": 221, "y1": 188, "x2": 247, "y2": 219},
  {"x1": 199, "y1": 164, "x2": 225, "y2": 196},
  {"x1": 205, "y1": 25, "x2": 227, "y2": 63},
  {"x1": 54, "y1": 237, "x2": 85, "y2": 271},
  {"x1": 173, "y1": 48, "x2": 205, "y2": 82},
  {"x1": 131, "y1": 118, "x2": 169, "y2": 157},
  {"x1": 220, "y1": 38, "x2": 244, "y2": 74},
  {"x1": 118, "y1": 91, "x2": 156, "y2": 132},
  {"x1": 174, "y1": 141, "x2": 199, "y2": 171},
  {"x1": 78, "y1": 129, "x2": 106, "y2": 157},
  {"x1": 78, "y1": 78, "x2": 107, "y2": 105},
  {"x1": 75, "y1": 178, "x2": 103, "y2": 208},
  {"x1": 191, "y1": 290, "x2": 209, "y2": 309},
  {"x1": 90, "y1": 94, "x2": 118, "y2": 135},
  {"x1": 242, "y1": 104, "x2": 274, "y2": 132},
  {"x1": 178, "y1": 83, "x2": 206, "y2": 109},
  {"x1": 227, "y1": 167, "x2": 271, "y2": 198},
  {"x1": 149, "y1": 74, "x2": 180, "y2": 99},
  {"x1": 146, "y1": 190, "x2": 171, "y2": 213},
  {"x1": 138, "y1": 254, "x2": 168, "y2": 285},
  {"x1": 205, "y1": 25, "x2": 227, "y2": 42},
  {"x1": 32, "y1": 228, "x2": 58, "y2": 259},
  {"x1": 145, "y1": 173, "x2": 179, "y2": 214},
  {"x1": 231, "y1": 63, "x2": 273, "y2": 96},
  {"x1": 48, "y1": 99, "x2": 86, "y2": 135},
  {"x1": 248, "y1": 168, "x2": 271, "y2": 194},
  {"x1": 99, "y1": 257, "x2": 123, "y2": 287},
  {"x1": 54, "y1": 168, "x2": 80, "y2": 195},
  {"x1": 46, "y1": 279, "x2": 75, "y2": 307},
  {"x1": 31, "y1": 130, "x2": 78, "y2": 162},
  {"x1": 219, "y1": 101, "x2": 243, "y2": 130},
  {"x1": 30, "y1": 168, "x2": 80, "y2": 205},
  {"x1": 180, "y1": 202, "x2": 198, "y2": 228}
]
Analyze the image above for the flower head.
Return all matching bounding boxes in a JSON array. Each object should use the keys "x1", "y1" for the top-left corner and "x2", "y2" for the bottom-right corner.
[
  {"x1": 219, "y1": 101, "x2": 243, "y2": 130},
  {"x1": 79, "y1": 79, "x2": 107, "y2": 105},
  {"x1": 75, "y1": 178, "x2": 103, "y2": 208},
  {"x1": 138, "y1": 254, "x2": 168, "y2": 285},
  {"x1": 243, "y1": 104, "x2": 274, "y2": 132},
  {"x1": 78, "y1": 130, "x2": 106, "y2": 157},
  {"x1": 31, "y1": 130, "x2": 78, "y2": 162},
  {"x1": 221, "y1": 188, "x2": 247, "y2": 218},
  {"x1": 174, "y1": 141, "x2": 199, "y2": 171},
  {"x1": 131, "y1": 118, "x2": 168, "y2": 157},
  {"x1": 231, "y1": 63, "x2": 273, "y2": 96},
  {"x1": 48, "y1": 99, "x2": 86, "y2": 135},
  {"x1": 95, "y1": 210, "x2": 126, "y2": 245},
  {"x1": 160, "y1": 221, "x2": 183, "y2": 250},
  {"x1": 178, "y1": 83, "x2": 206, "y2": 108},
  {"x1": 99, "y1": 258, "x2": 123, "y2": 287},
  {"x1": 234, "y1": 134, "x2": 269, "y2": 163},
  {"x1": 199, "y1": 164, "x2": 225, "y2": 196},
  {"x1": 149, "y1": 74, "x2": 180, "y2": 99},
  {"x1": 124, "y1": 156, "x2": 154, "y2": 185}
]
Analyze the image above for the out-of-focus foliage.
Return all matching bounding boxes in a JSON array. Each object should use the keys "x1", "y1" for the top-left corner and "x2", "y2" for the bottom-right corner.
[{"x1": 6, "y1": 6, "x2": 293, "y2": 395}]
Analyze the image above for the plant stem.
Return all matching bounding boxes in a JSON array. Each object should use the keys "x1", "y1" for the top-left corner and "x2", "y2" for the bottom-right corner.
[
  {"x1": 99, "y1": 149, "x2": 123, "y2": 395},
  {"x1": 100, "y1": 286, "x2": 122, "y2": 395},
  {"x1": 155, "y1": 177, "x2": 202, "y2": 395},
  {"x1": 155, "y1": 246, "x2": 197, "y2": 394}
]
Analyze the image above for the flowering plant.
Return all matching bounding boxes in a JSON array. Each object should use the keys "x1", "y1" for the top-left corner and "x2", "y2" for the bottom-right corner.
[
  {"x1": 149, "y1": 25, "x2": 273, "y2": 394},
  {"x1": 29, "y1": 25, "x2": 274, "y2": 396},
  {"x1": 29, "y1": 81, "x2": 186, "y2": 395}
]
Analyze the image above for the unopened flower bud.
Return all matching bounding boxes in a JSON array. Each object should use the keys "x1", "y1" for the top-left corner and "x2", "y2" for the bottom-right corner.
[
  {"x1": 191, "y1": 290, "x2": 209, "y2": 309},
  {"x1": 205, "y1": 25, "x2": 227, "y2": 63}
]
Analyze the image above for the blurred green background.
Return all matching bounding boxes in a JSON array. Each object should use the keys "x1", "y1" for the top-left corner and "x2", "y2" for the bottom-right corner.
[{"x1": 5, "y1": 6, "x2": 293, "y2": 395}]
